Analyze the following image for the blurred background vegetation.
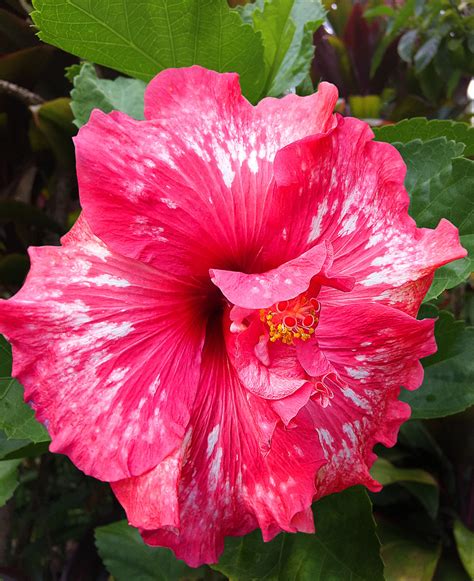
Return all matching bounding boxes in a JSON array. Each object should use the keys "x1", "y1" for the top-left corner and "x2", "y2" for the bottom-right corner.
[{"x1": 0, "y1": 0, "x2": 473, "y2": 579}]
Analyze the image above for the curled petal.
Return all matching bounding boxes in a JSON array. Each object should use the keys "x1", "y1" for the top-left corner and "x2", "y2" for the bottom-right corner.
[
  {"x1": 271, "y1": 116, "x2": 466, "y2": 315},
  {"x1": 210, "y1": 242, "x2": 329, "y2": 309},
  {"x1": 311, "y1": 301, "x2": 436, "y2": 495}
]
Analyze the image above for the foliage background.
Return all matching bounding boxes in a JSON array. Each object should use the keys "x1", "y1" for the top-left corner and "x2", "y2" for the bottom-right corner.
[{"x1": 0, "y1": 0, "x2": 473, "y2": 579}]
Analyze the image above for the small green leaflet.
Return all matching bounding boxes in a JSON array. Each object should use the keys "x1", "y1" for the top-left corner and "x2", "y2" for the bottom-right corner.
[
  {"x1": 0, "y1": 459, "x2": 21, "y2": 507},
  {"x1": 0, "y1": 336, "x2": 50, "y2": 444},
  {"x1": 401, "y1": 311, "x2": 474, "y2": 418},
  {"x1": 240, "y1": 0, "x2": 326, "y2": 98},
  {"x1": 71, "y1": 63, "x2": 146, "y2": 127}
]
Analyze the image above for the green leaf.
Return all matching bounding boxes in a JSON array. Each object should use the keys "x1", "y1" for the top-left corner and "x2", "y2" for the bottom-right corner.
[
  {"x1": 31, "y1": 0, "x2": 266, "y2": 103},
  {"x1": 95, "y1": 520, "x2": 205, "y2": 581},
  {"x1": 245, "y1": 0, "x2": 325, "y2": 97},
  {"x1": 397, "y1": 29, "x2": 418, "y2": 63},
  {"x1": 370, "y1": 0, "x2": 416, "y2": 77},
  {"x1": 371, "y1": 458, "x2": 439, "y2": 518},
  {"x1": 453, "y1": 520, "x2": 474, "y2": 579},
  {"x1": 363, "y1": 5, "x2": 395, "y2": 19},
  {"x1": 0, "y1": 379, "x2": 50, "y2": 443},
  {"x1": 423, "y1": 258, "x2": 472, "y2": 303},
  {"x1": 414, "y1": 36, "x2": 440, "y2": 73},
  {"x1": 0, "y1": 430, "x2": 31, "y2": 460},
  {"x1": 0, "y1": 459, "x2": 21, "y2": 507},
  {"x1": 0, "y1": 336, "x2": 50, "y2": 444},
  {"x1": 213, "y1": 487, "x2": 384, "y2": 581},
  {"x1": 31, "y1": 97, "x2": 77, "y2": 166},
  {"x1": 71, "y1": 63, "x2": 146, "y2": 128},
  {"x1": 373, "y1": 117, "x2": 474, "y2": 157},
  {"x1": 371, "y1": 458, "x2": 437, "y2": 487},
  {"x1": 400, "y1": 311, "x2": 474, "y2": 418},
  {"x1": 377, "y1": 519, "x2": 442, "y2": 581},
  {"x1": 394, "y1": 138, "x2": 464, "y2": 217},
  {"x1": 391, "y1": 138, "x2": 474, "y2": 299}
]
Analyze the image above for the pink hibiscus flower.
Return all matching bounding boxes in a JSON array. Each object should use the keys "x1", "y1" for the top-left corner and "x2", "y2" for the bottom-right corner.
[{"x1": 0, "y1": 66, "x2": 465, "y2": 567}]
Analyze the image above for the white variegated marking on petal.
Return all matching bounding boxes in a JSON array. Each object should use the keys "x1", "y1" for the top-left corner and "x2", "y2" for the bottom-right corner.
[
  {"x1": 341, "y1": 386, "x2": 371, "y2": 410},
  {"x1": 88, "y1": 274, "x2": 131, "y2": 287},
  {"x1": 345, "y1": 367, "x2": 370, "y2": 380},
  {"x1": 308, "y1": 198, "x2": 329, "y2": 243},
  {"x1": 206, "y1": 424, "x2": 220, "y2": 458}
]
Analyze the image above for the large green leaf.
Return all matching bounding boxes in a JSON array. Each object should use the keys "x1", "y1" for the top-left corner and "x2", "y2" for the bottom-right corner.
[
  {"x1": 373, "y1": 118, "x2": 474, "y2": 157},
  {"x1": 393, "y1": 138, "x2": 474, "y2": 300},
  {"x1": 401, "y1": 311, "x2": 474, "y2": 418},
  {"x1": 0, "y1": 459, "x2": 21, "y2": 507},
  {"x1": 371, "y1": 458, "x2": 437, "y2": 487},
  {"x1": 242, "y1": 0, "x2": 325, "y2": 97},
  {"x1": 213, "y1": 487, "x2": 384, "y2": 581},
  {"x1": 95, "y1": 520, "x2": 205, "y2": 581},
  {"x1": 377, "y1": 520, "x2": 442, "y2": 581},
  {"x1": 453, "y1": 520, "x2": 474, "y2": 579},
  {"x1": 371, "y1": 458, "x2": 439, "y2": 518},
  {"x1": 71, "y1": 63, "x2": 146, "y2": 128},
  {"x1": 0, "y1": 336, "x2": 50, "y2": 444},
  {"x1": 31, "y1": 0, "x2": 266, "y2": 103}
]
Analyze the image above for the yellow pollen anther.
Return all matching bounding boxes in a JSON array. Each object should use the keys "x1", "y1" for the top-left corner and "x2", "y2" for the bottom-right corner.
[{"x1": 261, "y1": 294, "x2": 321, "y2": 345}]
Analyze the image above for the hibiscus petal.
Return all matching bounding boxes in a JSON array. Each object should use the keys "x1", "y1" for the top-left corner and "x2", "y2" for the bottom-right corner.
[
  {"x1": 0, "y1": 218, "x2": 205, "y2": 481},
  {"x1": 272, "y1": 116, "x2": 466, "y2": 315},
  {"x1": 113, "y1": 335, "x2": 325, "y2": 567},
  {"x1": 309, "y1": 301, "x2": 436, "y2": 495},
  {"x1": 75, "y1": 67, "x2": 337, "y2": 276},
  {"x1": 210, "y1": 241, "x2": 328, "y2": 309},
  {"x1": 227, "y1": 318, "x2": 307, "y2": 400}
]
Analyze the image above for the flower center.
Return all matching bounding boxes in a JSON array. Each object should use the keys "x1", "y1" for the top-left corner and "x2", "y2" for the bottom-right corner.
[{"x1": 260, "y1": 295, "x2": 321, "y2": 345}]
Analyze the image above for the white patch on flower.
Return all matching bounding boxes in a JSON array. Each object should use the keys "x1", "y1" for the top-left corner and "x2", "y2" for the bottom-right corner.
[
  {"x1": 371, "y1": 254, "x2": 393, "y2": 267},
  {"x1": 89, "y1": 321, "x2": 134, "y2": 340},
  {"x1": 248, "y1": 149, "x2": 258, "y2": 174},
  {"x1": 206, "y1": 424, "x2": 220, "y2": 458},
  {"x1": 343, "y1": 422, "x2": 357, "y2": 445},
  {"x1": 88, "y1": 274, "x2": 131, "y2": 287},
  {"x1": 148, "y1": 374, "x2": 161, "y2": 396},
  {"x1": 108, "y1": 367, "x2": 130, "y2": 383},
  {"x1": 359, "y1": 271, "x2": 386, "y2": 286},
  {"x1": 81, "y1": 242, "x2": 110, "y2": 261},
  {"x1": 361, "y1": 341, "x2": 372, "y2": 347},
  {"x1": 50, "y1": 300, "x2": 91, "y2": 327},
  {"x1": 345, "y1": 367, "x2": 370, "y2": 380},
  {"x1": 214, "y1": 145, "x2": 235, "y2": 188},
  {"x1": 308, "y1": 198, "x2": 329, "y2": 242},
  {"x1": 341, "y1": 387, "x2": 371, "y2": 410},
  {"x1": 133, "y1": 215, "x2": 167, "y2": 242},
  {"x1": 365, "y1": 232, "x2": 384, "y2": 249},
  {"x1": 339, "y1": 214, "x2": 358, "y2": 236},
  {"x1": 208, "y1": 447, "x2": 223, "y2": 492},
  {"x1": 160, "y1": 197, "x2": 178, "y2": 209},
  {"x1": 293, "y1": 445, "x2": 304, "y2": 457},
  {"x1": 317, "y1": 428, "x2": 334, "y2": 454}
]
